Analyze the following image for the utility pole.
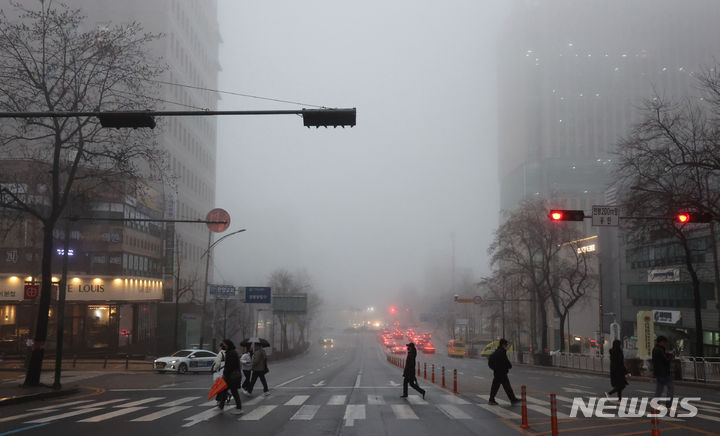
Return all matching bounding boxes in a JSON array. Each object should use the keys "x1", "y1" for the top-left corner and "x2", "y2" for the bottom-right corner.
[{"x1": 199, "y1": 230, "x2": 212, "y2": 351}]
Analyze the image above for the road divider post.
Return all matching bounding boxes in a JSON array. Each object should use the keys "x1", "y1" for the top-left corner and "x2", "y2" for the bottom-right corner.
[
  {"x1": 431, "y1": 364, "x2": 435, "y2": 384},
  {"x1": 442, "y1": 366, "x2": 446, "y2": 388},
  {"x1": 550, "y1": 393, "x2": 558, "y2": 436},
  {"x1": 650, "y1": 409, "x2": 660, "y2": 436},
  {"x1": 520, "y1": 385, "x2": 528, "y2": 429},
  {"x1": 453, "y1": 368, "x2": 457, "y2": 394}
]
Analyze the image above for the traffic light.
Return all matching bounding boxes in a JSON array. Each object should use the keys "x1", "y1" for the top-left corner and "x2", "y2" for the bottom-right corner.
[
  {"x1": 302, "y1": 108, "x2": 356, "y2": 128},
  {"x1": 389, "y1": 306, "x2": 397, "y2": 314},
  {"x1": 98, "y1": 111, "x2": 156, "y2": 129},
  {"x1": 548, "y1": 210, "x2": 585, "y2": 221},
  {"x1": 675, "y1": 211, "x2": 713, "y2": 224}
]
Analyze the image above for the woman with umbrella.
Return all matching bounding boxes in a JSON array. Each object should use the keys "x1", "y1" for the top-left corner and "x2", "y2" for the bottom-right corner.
[
  {"x1": 220, "y1": 339, "x2": 243, "y2": 413},
  {"x1": 242, "y1": 338, "x2": 270, "y2": 396}
]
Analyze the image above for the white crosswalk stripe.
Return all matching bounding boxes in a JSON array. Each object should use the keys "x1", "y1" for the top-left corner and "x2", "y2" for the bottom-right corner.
[
  {"x1": 239, "y1": 405, "x2": 277, "y2": 421},
  {"x1": 115, "y1": 397, "x2": 164, "y2": 407},
  {"x1": 29, "y1": 400, "x2": 93, "y2": 411},
  {"x1": 406, "y1": 395, "x2": 428, "y2": 405},
  {"x1": 163, "y1": 397, "x2": 201, "y2": 407},
  {"x1": 76, "y1": 399, "x2": 129, "y2": 408},
  {"x1": 290, "y1": 405, "x2": 320, "y2": 420},
  {"x1": 477, "y1": 404, "x2": 522, "y2": 419},
  {"x1": 181, "y1": 408, "x2": 224, "y2": 427},
  {"x1": 442, "y1": 395, "x2": 470, "y2": 405},
  {"x1": 391, "y1": 404, "x2": 419, "y2": 419},
  {"x1": 78, "y1": 407, "x2": 147, "y2": 422},
  {"x1": 25, "y1": 408, "x2": 103, "y2": 423},
  {"x1": 436, "y1": 404, "x2": 471, "y2": 419},
  {"x1": 328, "y1": 394, "x2": 346, "y2": 405},
  {"x1": 131, "y1": 406, "x2": 192, "y2": 422},
  {"x1": 0, "y1": 410, "x2": 64, "y2": 423},
  {"x1": 343, "y1": 404, "x2": 366, "y2": 426},
  {"x1": 284, "y1": 395, "x2": 309, "y2": 406}
]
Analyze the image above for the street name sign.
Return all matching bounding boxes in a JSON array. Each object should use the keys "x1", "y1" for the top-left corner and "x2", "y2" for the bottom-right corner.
[
  {"x1": 245, "y1": 286, "x2": 271, "y2": 304},
  {"x1": 591, "y1": 205, "x2": 619, "y2": 226},
  {"x1": 209, "y1": 284, "x2": 237, "y2": 298}
]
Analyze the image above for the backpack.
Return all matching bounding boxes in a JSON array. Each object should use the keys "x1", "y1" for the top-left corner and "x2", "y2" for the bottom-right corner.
[{"x1": 488, "y1": 350, "x2": 496, "y2": 370}]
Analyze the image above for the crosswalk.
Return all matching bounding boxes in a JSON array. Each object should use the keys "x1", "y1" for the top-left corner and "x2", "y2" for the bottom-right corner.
[{"x1": 4, "y1": 392, "x2": 720, "y2": 429}]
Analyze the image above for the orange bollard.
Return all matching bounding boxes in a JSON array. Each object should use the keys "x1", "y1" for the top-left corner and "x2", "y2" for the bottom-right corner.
[
  {"x1": 417, "y1": 361, "x2": 421, "y2": 377},
  {"x1": 520, "y1": 385, "x2": 529, "y2": 428},
  {"x1": 432, "y1": 364, "x2": 435, "y2": 384},
  {"x1": 453, "y1": 369, "x2": 458, "y2": 394},
  {"x1": 424, "y1": 362, "x2": 427, "y2": 379},
  {"x1": 550, "y1": 393, "x2": 558, "y2": 436},
  {"x1": 442, "y1": 366, "x2": 446, "y2": 388},
  {"x1": 650, "y1": 409, "x2": 660, "y2": 436}
]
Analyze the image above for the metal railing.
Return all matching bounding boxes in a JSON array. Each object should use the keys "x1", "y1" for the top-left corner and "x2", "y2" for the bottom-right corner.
[
  {"x1": 679, "y1": 357, "x2": 720, "y2": 383},
  {"x1": 551, "y1": 353, "x2": 610, "y2": 373}
]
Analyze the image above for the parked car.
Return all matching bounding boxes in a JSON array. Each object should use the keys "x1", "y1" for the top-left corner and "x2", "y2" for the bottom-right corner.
[{"x1": 153, "y1": 349, "x2": 217, "y2": 374}]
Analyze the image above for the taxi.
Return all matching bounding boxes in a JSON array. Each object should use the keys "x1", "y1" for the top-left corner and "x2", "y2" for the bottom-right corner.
[{"x1": 153, "y1": 349, "x2": 217, "y2": 374}]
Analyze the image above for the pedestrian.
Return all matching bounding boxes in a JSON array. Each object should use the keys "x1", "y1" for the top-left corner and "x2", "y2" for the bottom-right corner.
[
  {"x1": 605, "y1": 339, "x2": 630, "y2": 400},
  {"x1": 401, "y1": 342, "x2": 426, "y2": 399},
  {"x1": 652, "y1": 335, "x2": 674, "y2": 408},
  {"x1": 487, "y1": 338, "x2": 520, "y2": 405},
  {"x1": 220, "y1": 339, "x2": 243, "y2": 414},
  {"x1": 247, "y1": 342, "x2": 270, "y2": 396},
  {"x1": 240, "y1": 344, "x2": 253, "y2": 394},
  {"x1": 212, "y1": 344, "x2": 227, "y2": 407}
]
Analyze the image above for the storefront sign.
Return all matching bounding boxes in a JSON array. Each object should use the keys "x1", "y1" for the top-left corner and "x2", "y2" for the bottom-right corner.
[
  {"x1": 24, "y1": 284, "x2": 39, "y2": 299},
  {"x1": 648, "y1": 268, "x2": 680, "y2": 282},
  {"x1": 636, "y1": 311, "x2": 654, "y2": 359},
  {"x1": 653, "y1": 310, "x2": 682, "y2": 325},
  {"x1": 65, "y1": 277, "x2": 163, "y2": 301}
]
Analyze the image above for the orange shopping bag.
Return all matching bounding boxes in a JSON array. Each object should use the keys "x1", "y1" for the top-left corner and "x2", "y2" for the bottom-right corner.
[{"x1": 207, "y1": 376, "x2": 227, "y2": 400}]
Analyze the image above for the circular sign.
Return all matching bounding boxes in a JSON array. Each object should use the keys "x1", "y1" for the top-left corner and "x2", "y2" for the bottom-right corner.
[
  {"x1": 24, "y1": 284, "x2": 39, "y2": 299},
  {"x1": 473, "y1": 296, "x2": 483, "y2": 305},
  {"x1": 206, "y1": 208, "x2": 231, "y2": 233}
]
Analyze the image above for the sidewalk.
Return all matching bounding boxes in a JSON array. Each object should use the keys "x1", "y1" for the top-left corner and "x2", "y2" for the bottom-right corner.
[{"x1": 0, "y1": 382, "x2": 81, "y2": 407}]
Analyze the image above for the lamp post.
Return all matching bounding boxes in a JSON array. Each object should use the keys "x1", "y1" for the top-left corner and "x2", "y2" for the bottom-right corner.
[{"x1": 198, "y1": 228, "x2": 246, "y2": 351}]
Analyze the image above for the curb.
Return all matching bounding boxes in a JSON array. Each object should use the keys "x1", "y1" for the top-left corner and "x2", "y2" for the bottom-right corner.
[
  {"x1": 0, "y1": 387, "x2": 81, "y2": 407},
  {"x1": 517, "y1": 362, "x2": 720, "y2": 391}
]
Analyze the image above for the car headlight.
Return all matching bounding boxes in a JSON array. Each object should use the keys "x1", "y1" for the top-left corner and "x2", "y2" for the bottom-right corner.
[{"x1": 170, "y1": 360, "x2": 178, "y2": 364}]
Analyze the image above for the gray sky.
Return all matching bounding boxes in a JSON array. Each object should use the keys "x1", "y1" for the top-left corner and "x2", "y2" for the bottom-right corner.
[{"x1": 213, "y1": 1, "x2": 511, "y2": 306}]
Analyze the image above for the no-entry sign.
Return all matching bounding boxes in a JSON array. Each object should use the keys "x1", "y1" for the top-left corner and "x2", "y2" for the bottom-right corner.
[{"x1": 206, "y1": 208, "x2": 231, "y2": 233}]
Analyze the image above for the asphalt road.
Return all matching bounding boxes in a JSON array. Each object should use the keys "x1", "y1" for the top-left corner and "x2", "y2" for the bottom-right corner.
[{"x1": 1, "y1": 331, "x2": 720, "y2": 435}]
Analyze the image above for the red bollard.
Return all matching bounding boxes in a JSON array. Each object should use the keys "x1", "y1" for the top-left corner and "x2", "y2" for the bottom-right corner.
[
  {"x1": 453, "y1": 369, "x2": 458, "y2": 394},
  {"x1": 650, "y1": 409, "x2": 660, "y2": 436},
  {"x1": 432, "y1": 364, "x2": 435, "y2": 384},
  {"x1": 520, "y1": 385, "x2": 529, "y2": 428},
  {"x1": 550, "y1": 393, "x2": 558, "y2": 436},
  {"x1": 442, "y1": 366, "x2": 446, "y2": 388},
  {"x1": 424, "y1": 362, "x2": 427, "y2": 379}
]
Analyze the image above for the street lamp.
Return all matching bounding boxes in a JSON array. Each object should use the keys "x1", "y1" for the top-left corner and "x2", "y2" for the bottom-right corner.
[{"x1": 199, "y1": 228, "x2": 246, "y2": 351}]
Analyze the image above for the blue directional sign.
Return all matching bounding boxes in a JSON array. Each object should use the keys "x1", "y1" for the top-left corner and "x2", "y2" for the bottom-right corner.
[
  {"x1": 209, "y1": 284, "x2": 237, "y2": 299},
  {"x1": 245, "y1": 287, "x2": 271, "y2": 304}
]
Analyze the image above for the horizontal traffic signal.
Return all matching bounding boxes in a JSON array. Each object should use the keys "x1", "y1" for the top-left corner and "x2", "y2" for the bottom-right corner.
[
  {"x1": 675, "y1": 211, "x2": 713, "y2": 224},
  {"x1": 548, "y1": 210, "x2": 585, "y2": 221},
  {"x1": 302, "y1": 108, "x2": 356, "y2": 128}
]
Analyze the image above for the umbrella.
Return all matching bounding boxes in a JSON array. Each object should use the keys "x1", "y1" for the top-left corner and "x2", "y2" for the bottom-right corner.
[
  {"x1": 207, "y1": 377, "x2": 227, "y2": 400},
  {"x1": 239, "y1": 337, "x2": 270, "y2": 348}
]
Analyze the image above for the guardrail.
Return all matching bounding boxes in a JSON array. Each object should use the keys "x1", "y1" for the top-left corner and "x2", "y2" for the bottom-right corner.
[
  {"x1": 680, "y1": 356, "x2": 720, "y2": 383},
  {"x1": 0, "y1": 355, "x2": 153, "y2": 371},
  {"x1": 551, "y1": 353, "x2": 610, "y2": 373}
]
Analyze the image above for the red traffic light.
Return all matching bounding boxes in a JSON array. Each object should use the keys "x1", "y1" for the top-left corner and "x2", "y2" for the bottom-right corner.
[
  {"x1": 548, "y1": 210, "x2": 585, "y2": 221},
  {"x1": 676, "y1": 212, "x2": 690, "y2": 224},
  {"x1": 389, "y1": 306, "x2": 397, "y2": 314},
  {"x1": 675, "y1": 211, "x2": 712, "y2": 224}
]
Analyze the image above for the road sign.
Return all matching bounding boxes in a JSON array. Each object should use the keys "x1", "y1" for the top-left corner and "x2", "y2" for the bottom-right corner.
[
  {"x1": 272, "y1": 294, "x2": 308, "y2": 313},
  {"x1": 206, "y1": 208, "x2": 231, "y2": 233},
  {"x1": 591, "y1": 205, "x2": 619, "y2": 226},
  {"x1": 455, "y1": 298, "x2": 473, "y2": 303},
  {"x1": 24, "y1": 284, "x2": 39, "y2": 300},
  {"x1": 209, "y1": 284, "x2": 237, "y2": 298},
  {"x1": 473, "y1": 296, "x2": 483, "y2": 305},
  {"x1": 245, "y1": 286, "x2": 272, "y2": 304}
]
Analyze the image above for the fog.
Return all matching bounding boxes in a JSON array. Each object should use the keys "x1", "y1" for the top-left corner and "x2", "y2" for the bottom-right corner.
[{"x1": 212, "y1": 1, "x2": 511, "y2": 307}]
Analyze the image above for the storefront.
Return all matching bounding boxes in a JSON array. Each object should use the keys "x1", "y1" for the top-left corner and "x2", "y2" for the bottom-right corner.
[{"x1": 0, "y1": 274, "x2": 162, "y2": 354}]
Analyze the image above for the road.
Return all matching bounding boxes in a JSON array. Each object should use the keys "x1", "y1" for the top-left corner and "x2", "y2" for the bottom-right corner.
[{"x1": 1, "y1": 331, "x2": 720, "y2": 435}]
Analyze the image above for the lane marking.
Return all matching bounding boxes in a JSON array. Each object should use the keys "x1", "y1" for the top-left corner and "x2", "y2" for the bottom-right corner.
[
  {"x1": 131, "y1": 406, "x2": 191, "y2": 422},
  {"x1": 114, "y1": 397, "x2": 164, "y2": 408},
  {"x1": 78, "y1": 406, "x2": 146, "y2": 422},
  {"x1": 391, "y1": 404, "x2": 419, "y2": 419},
  {"x1": 290, "y1": 405, "x2": 320, "y2": 420},
  {"x1": 239, "y1": 405, "x2": 276, "y2": 421},
  {"x1": 25, "y1": 408, "x2": 103, "y2": 423},
  {"x1": 569, "y1": 383, "x2": 592, "y2": 389},
  {"x1": 284, "y1": 395, "x2": 309, "y2": 406},
  {"x1": 354, "y1": 374, "x2": 362, "y2": 388},
  {"x1": 76, "y1": 399, "x2": 128, "y2": 408},
  {"x1": 29, "y1": 400, "x2": 92, "y2": 411},
  {"x1": 273, "y1": 375, "x2": 305, "y2": 388},
  {"x1": 344, "y1": 404, "x2": 365, "y2": 427},
  {"x1": 437, "y1": 404, "x2": 471, "y2": 419},
  {"x1": 478, "y1": 403, "x2": 521, "y2": 419},
  {"x1": 368, "y1": 395, "x2": 385, "y2": 405},
  {"x1": 442, "y1": 394, "x2": 470, "y2": 405},
  {"x1": 0, "y1": 423, "x2": 50, "y2": 436},
  {"x1": 328, "y1": 395, "x2": 347, "y2": 405},
  {"x1": 0, "y1": 410, "x2": 62, "y2": 424}
]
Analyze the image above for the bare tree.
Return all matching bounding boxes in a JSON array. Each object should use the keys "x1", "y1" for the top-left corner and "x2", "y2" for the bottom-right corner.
[{"x1": 0, "y1": 2, "x2": 165, "y2": 385}]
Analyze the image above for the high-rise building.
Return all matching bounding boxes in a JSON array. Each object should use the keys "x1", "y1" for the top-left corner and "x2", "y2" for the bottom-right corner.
[
  {"x1": 0, "y1": 1, "x2": 221, "y2": 354},
  {"x1": 497, "y1": 0, "x2": 720, "y2": 353}
]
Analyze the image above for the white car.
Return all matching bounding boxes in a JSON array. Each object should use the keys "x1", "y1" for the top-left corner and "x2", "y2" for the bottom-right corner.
[{"x1": 153, "y1": 349, "x2": 217, "y2": 374}]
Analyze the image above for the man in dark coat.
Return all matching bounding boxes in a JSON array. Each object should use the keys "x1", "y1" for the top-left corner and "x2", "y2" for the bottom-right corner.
[
  {"x1": 221, "y1": 339, "x2": 243, "y2": 414},
  {"x1": 487, "y1": 338, "x2": 520, "y2": 405},
  {"x1": 401, "y1": 342, "x2": 426, "y2": 399},
  {"x1": 652, "y1": 336, "x2": 674, "y2": 407}
]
